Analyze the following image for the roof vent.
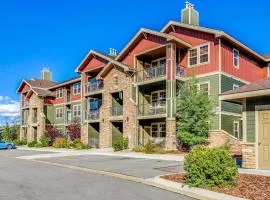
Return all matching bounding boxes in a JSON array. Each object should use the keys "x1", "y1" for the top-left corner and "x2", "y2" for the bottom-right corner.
[
  {"x1": 181, "y1": 1, "x2": 199, "y2": 26},
  {"x1": 109, "y1": 48, "x2": 117, "y2": 56}
]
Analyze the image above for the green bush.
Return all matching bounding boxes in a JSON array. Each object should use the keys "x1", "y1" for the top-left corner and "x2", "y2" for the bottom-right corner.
[
  {"x1": 144, "y1": 141, "x2": 157, "y2": 154},
  {"x1": 34, "y1": 143, "x2": 43, "y2": 148},
  {"x1": 112, "y1": 137, "x2": 128, "y2": 151},
  {"x1": 39, "y1": 136, "x2": 50, "y2": 147},
  {"x1": 27, "y1": 141, "x2": 38, "y2": 147},
  {"x1": 52, "y1": 137, "x2": 67, "y2": 148},
  {"x1": 13, "y1": 139, "x2": 27, "y2": 146},
  {"x1": 184, "y1": 146, "x2": 238, "y2": 189}
]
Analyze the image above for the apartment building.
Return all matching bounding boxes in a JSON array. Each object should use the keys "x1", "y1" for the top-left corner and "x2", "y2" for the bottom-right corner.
[{"x1": 17, "y1": 2, "x2": 270, "y2": 168}]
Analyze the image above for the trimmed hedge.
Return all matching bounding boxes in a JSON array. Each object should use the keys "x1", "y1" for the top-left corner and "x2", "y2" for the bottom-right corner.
[
  {"x1": 112, "y1": 137, "x2": 128, "y2": 151},
  {"x1": 184, "y1": 146, "x2": 238, "y2": 189}
]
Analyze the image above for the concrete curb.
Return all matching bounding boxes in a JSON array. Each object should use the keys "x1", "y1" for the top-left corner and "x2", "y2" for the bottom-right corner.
[
  {"x1": 17, "y1": 147, "x2": 184, "y2": 161},
  {"x1": 151, "y1": 176, "x2": 247, "y2": 200}
]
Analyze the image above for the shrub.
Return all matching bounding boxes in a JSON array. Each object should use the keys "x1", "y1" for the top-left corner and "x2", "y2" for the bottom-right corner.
[
  {"x1": 184, "y1": 146, "x2": 238, "y2": 189},
  {"x1": 45, "y1": 125, "x2": 63, "y2": 145},
  {"x1": 28, "y1": 141, "x2": 38, "y2": 147},
  {"x1": 34, "y1": 143, "x2": 43, "y2": 148},
  {"x1": 67, "y1": 119, "x2": 81, "y2": 141},
  {"x1": 39, "y1": 136, "x2": 50, "y2": 147},
  {"x1": 13, "y1": 139, "x2": 27, "y2": 146},
  {"x1": 133, "y1": 146, "x2": 144, "y2": 152},
  {"x1": 52, "y1": 137, "x2": 67, "y2": 148},
  {"x1": 112, "y1": 137, "x2": 128, "y2": 151},
  {"x1": 144, "y1": 141, "x2": 157, "y2": 154}
]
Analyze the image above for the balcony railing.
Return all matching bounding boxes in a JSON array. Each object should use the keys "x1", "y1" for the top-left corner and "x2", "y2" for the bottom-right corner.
[
  {"x1": 65, "y1": 95, "x2": 71, "y2": 103},
  {"x1": 137, "y1": 65, "x2": 166, "y2": 82},
  {"x1": 111, "y1": 106, "x2": 123, "y2": 117},
  {"x1": 84, "y1": 81, "x2": 104, "y2": 95},
  {"x1": 32, "y1": 116, "x2": 38, "y2": 123},
  {"x1": 85, "y1": 110, "x2": 100, "y2": 121},
  {"x1": 138, "y1": 102, "x2": 166, "y2": 116},
  {"x1": 21, "y1": 100, "x2": 29, "y2": 108},
  {"x1": 176, "y1": 65, "x2": 187, "y2": 78}
]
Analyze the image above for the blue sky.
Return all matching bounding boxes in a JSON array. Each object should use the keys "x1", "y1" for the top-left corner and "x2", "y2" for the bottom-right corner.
[{"x1": 0, "y1": 0, "x2": 269, "y2": 124}]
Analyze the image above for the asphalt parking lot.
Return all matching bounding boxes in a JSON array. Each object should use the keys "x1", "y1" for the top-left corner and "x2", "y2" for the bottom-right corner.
[
  {"x1": 37, "y1": 154, "x2": 184, "y2": 178},
  {"x1": 0, "y1": 150, "x2": 193, "y2": 200}
]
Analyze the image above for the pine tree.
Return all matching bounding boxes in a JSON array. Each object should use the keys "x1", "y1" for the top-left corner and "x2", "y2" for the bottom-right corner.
[{"x1": 176, "y1": 77, "x2": 215, "y2": 149}]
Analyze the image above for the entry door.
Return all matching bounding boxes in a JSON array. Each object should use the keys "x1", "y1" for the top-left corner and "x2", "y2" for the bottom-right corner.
[{"x1": 258, "y1": 110, "x2": 270, "y2": 169}]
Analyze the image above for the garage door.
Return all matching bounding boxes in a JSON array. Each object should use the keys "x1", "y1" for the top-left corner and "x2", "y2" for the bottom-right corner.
[{"x1": 258, "y1": 110, "x2": 270, "y2": 169}]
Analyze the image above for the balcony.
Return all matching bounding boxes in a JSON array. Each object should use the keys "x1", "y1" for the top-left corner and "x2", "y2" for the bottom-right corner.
[
  {"x1": 84, "y1": 81, "x2": 103, "y2": 95},
  {"x1": 138, "y1": 102, "x2": 166, "y2": 117},
  {"x1": 110, "y1": 106, "x2": 123, "y2": 117},
  {"x1": 21, "y1": 100, "x2": 29, "y2": 108},
  {"x1": 85, "y1": 110, "x2": 100, "y2": 121},
  {"x1": 137, "y1": 65, "x2": 166, "y2": 82},
  {"x1": 176, "y1": 65, "x2": 187, "y2": 78}
]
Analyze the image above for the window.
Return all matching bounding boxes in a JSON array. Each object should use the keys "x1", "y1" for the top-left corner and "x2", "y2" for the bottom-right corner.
[
  {"x1": 73, "y1": 104, "x2": 81, "y2": 118},
  {"x1": 233, "y1": 49, "x2": 239, "y2": 68},
  {"x1": 151, "y1": 90, "x2": 166, "y2": 107},
  {"x1": 56, "y1": 88, "x2": 63, "y2": 98},
  {"x1": 151, "y1": 123, "x2": 166, "y2": 138},
  {"x1": 233, "y1": 84, "x2": 239, "y2": 90},
  {"x1": 233, "y1": 121, "x2": 240, "y2": 138},
  {"x1": 198, "y1": 82, "x2": 210, "y2": 95},
  {"x1": 73, "y1": 83, "x2": 81, "y2": 95},
  {"x1": 189, "y1": 44, "x2": 209, "y2": 67},
  {"x1": 56, "y1": 108, "x2": 63, "y2": 119}
]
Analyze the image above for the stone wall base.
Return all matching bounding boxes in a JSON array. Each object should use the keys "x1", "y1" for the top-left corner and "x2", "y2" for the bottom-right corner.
[
  {"x1": 241, "y1": 143, "x2": 256, "y2": 169},
  {"x1": 166, "y1": 119, "x2": 177, "y2": 150}
]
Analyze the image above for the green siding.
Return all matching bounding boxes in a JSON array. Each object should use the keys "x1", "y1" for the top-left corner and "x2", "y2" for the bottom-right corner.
[
  {"x1": 112, "y1": 123, "x2": 123, "y2": 145},
  {"x1": 221, "y1": 114, "x2": 242, "y2": 138},
  {"x1": 221, "y1": 74, "x2": 245, "y2": 114},
  {"x1": 54, "y1": 105, "x2": 65, "y2": 124},
  {"x1": 196, "y1": 74, "x2": 219, "y2": 130},
  {"x1": 44, "y1": 105, "x2": 55, "y2": 124}
]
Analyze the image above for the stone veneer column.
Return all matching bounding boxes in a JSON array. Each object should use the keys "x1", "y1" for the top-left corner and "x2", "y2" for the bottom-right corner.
[
  {"x1": 241, "y1": 143, "x2": 256, "y2": 169},
  {"x1": 37, "y1": 97, "x2": 45, "y2": 140},
  {"x1": 81, "y1": 123, "x2": 89, "y2": 144},
  {"x1": 165, "y1": 43, "x2": 177, "y2": 149}
]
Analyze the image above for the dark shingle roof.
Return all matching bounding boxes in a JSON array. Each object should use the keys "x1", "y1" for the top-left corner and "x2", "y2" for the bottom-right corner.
[
  {"x1": 221, "y1": 77, "x2": 270, "y2": 96},
  {"x1": 25, "y1": 79, "x2": 58, "y2": 88},
  {"x1": 31, "y1": 88, "x2": 56, "y2": 97}
]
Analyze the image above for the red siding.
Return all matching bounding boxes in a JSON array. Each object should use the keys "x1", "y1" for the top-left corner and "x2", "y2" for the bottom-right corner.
[
  {"x1": 81, "y1": 56, "x2": 107, "y2": 73},
  {"x1": 221, "y1": 42, "x2": 267, "y2": 82},
  {"x1": 71, "y1": 82, "x2": 81, "y2": 101},
  {"x1": 21, "y1": 84, "x2": 30, "y2": 93},
  {"x1": 168, "y1": 27, "x2": 219, "y2": 76},
  {"x1": 120, "y1": 34, "x2": 167, "y2": 67},
  {"x1": 48, "y1": 87, "x2": 65, "y2": 104}
]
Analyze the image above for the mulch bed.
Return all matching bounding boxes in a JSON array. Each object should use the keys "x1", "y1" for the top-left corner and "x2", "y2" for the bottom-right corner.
[{"x1": 161, "y1": 173, "x2": 270, "y2": 200}]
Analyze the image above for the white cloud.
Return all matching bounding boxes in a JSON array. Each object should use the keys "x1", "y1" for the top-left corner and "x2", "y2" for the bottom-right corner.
[{"x1": 0, "y1": 96, "x2": 20, "y2": 118}]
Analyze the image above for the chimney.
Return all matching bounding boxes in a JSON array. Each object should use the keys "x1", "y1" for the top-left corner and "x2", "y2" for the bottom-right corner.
[
  {"x1": 41, "y1": 68, "x2": 52, "y2": 81},
  {"x1": 109, "y1": 48, "x2": 117, "y2": 57},
  {"x1": 181, "y1": 1, "x2": 199, "y2": 26}
]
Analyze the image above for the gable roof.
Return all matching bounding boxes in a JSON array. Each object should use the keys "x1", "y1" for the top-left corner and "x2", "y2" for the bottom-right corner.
[
  {"x1": 75, "y1": 50, "x2": 114, "y2": 73},
  {"x1": 26, "y1": 88, "x2": 56, "y2": 98},
  {"x1": 162, "y1": 21, "x2": 268, "y2": 63},
  {"x1": 115, "y1": 28, "x2": 192, "y2": 62},
  {"x1": 17, "y1": 79, "x2": 58, "y2": 93},
  {"x1": 47, "y1": 77, "x2": 81, "y2": 89}
]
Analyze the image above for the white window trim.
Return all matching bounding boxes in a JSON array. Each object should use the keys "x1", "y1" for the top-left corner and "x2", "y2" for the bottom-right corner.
[
  {"x1": 150, "y1": 57, "x2": 166, "y2": 67},
  {"x1": 150, "y1": 90, "x2": 166, "y2": 107},
  {"x1": 233, "y1": 120, "x2": 240, "y2": 139},
  {"x1": 151, "y1": 122, "x2": 166, "y2": 138},
  {"x1": 197, "y1": 81, "x2": 210, "y2": 96},
  {"x1": 233, "y1": 48, "x2": 240, "y2": 69},
  {"x1": 233, "y1": 84, "x2": 239, "y2": 90},
  {"x1": 73, "y1": 104, "x2": 81, "y2": 118},
  {"x1": 73, "y1": 83, "x2": 81, "y2": 95},
  {"x1": 56, "y1": 108, "x2": 63, "y2": 119},
  {"x1": 188, "y1": 43, "x2": 210, "y2": 68},
  {"x1": 56, "y1": 88, "x2": 63, "y2": 99}
]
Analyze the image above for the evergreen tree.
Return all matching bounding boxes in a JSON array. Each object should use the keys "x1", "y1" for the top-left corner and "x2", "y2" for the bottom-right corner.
[
  {"x1": 176, "y1": 77, "x2": 215, "y2": 149},
  {"x1": 2, "y1": 122, "x2": 11, "y2": 141}
]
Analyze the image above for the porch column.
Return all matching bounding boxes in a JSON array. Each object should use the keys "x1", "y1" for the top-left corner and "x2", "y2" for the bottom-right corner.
[
  {"x1": 81, "y1": 123, "x2": 89, "y2": 145},
  {"x1": 166, "y1": 43, "x2": 177, "y2": 149}
]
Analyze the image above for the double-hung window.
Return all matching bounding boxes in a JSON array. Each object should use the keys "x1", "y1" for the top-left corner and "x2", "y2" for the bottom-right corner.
[
  {"x1": 233, "y1": 49, "x2": 240, "y2": 68},
  {"x1": 56, "y1": 88, "x2": 63, "y2": 98},
  {"x1": 73, "y1": 104, "x2": 81, "y2": 118},
  {"x1": 56, "y1": 108, "x2": 63, "y2": 119},
  {"x1": 189, "y1": 44, "x2": 210, "y2": 67},
  {"x1": 233, "y1": 121, "x2": 240, "y2": 139},
  {"x1": 73, "y1": 83, "x2": 81, "y2": 95},
  {"x1": 198, "y1": 82, "x2": 210, "y2": 96},
  {"x1": 151, "y1": 90, "x2": 166, "y2": 107}
]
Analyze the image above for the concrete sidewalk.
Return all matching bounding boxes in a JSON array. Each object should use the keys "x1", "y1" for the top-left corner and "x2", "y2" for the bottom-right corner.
[{"x1": 17, "y1": 146, "x2": 185, "y2": 161}]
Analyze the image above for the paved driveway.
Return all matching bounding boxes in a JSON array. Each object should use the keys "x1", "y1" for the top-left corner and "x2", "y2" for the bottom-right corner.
[
  {"x1": 0, "y1": 150, "x2": 193, "y2": 200},
  {"x1": 37, "y1": 154, "x2": 184, "y2": 178}
]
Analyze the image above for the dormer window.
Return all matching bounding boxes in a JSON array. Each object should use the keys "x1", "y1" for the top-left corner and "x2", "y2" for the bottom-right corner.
[
  {"x1": 233, "y1": 49, "x2": 239, "y2": 69},
  {"x1": 189, "y1": 44, "x2": 210, "y2": 67}
]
